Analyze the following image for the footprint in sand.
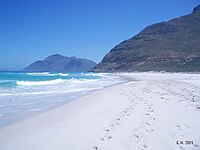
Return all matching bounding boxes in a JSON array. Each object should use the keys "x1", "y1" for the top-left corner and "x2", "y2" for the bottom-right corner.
[
  {"x1": 193, "y1": 144, "x2": 199, "y2": 148},
  {"x1": 196, "y1": 106, "x2": 200, "y2": 111},
  {"x1": 146, "y1": 122, "x2": 151, "y2": 126},
  {"x1": 146, "y1": 128, "x2": 154, "y2": 133},
  {"x1": 176, "y1": 125, "x2": 181, "y2": 129},
  {"x1": 143, "y1": 144, "x2": 148, "y2": 148},
  {"x1": 101, "y1": 135, "x2": 112, "y2": 141},
  {"x1": 92, "y1": 146, "x2": 99, "y2": 150},
  {"x1": 184, "y1": 124, "x2": 190, "y2": 128},
  {"x1": 117, "y1": 118, "x2": 121, "y2": 121},
  {"x1": 148, "y1": 109, "x2": 154, "y2": 113},
  {"x1": 138, "y1": 144, "x2": 148, "y2": 150},
  {"x1": 105, "y1": 129, "x2": 110, "y2": 132},
  {"x1": 133, "y1": 133, "x2": 142, "y2": 143},
  {"x1": 115, "y1": 122, "x2": 120, "y2": 125}
]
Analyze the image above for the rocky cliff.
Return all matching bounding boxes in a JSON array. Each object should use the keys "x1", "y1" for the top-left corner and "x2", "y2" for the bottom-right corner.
[{"x1": 92, "y1": 5, "x2": 200, "y2": 72}]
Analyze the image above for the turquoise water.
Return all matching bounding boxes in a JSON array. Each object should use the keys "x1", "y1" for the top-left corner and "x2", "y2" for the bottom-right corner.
[
  {"x1": 0, "y1": 72, "x2": 124, "y2": 128},
  {"x1": 0, "y1": 72, "x2": 100, "y2": 88}
]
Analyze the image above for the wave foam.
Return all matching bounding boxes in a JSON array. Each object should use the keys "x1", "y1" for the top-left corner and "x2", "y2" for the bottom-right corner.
[
  {"x1": 27, "y1": 72, "x2": 50, "y2": 76},
  {"x1": 58, "y1": 73, "x2": 68, "y2": 76},
  {"x1": 68, "y1": 78, "x2": 99, "y2": 84},
  {"x1": 16, "y1": 79, "x2": 64, "y2": 86},
  {"x1": 85, "y1": 73, "x2": 109, "y2": 77},
  {"x1": 27, "y1": 72, "x2": 68, "y2": 77}
]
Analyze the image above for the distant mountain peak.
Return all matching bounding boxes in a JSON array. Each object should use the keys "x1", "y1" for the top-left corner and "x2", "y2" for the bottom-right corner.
[
  {"x1": 44, "y1": 54, "x2": 66, "y2": 60},
  {"x1": 24, "y1": 54, "x2": 96, "y2": 72}
]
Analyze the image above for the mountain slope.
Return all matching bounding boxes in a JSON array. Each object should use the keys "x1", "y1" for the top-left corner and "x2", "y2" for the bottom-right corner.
[
  {"x1": 23, "y1": 54, "x2": 96, "y2": 72},
  {"x1": 92, "y1": 5, "x2": 200, "y2": 72}
]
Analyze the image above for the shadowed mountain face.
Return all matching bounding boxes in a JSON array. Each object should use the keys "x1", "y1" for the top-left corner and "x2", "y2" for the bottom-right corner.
[
  {"x1": 23, "y1": 54, "x2": 97, "y2": 72},
  {"x1": 92, "y1": 5, "x2": 200, "y2": 72}
]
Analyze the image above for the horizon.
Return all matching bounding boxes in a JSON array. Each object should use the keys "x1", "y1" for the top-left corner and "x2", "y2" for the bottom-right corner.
[{"x1": 0, "y1": 0, "x2": 199, "y2": 71}]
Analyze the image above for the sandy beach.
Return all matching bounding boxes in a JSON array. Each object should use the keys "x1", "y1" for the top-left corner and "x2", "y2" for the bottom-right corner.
[{"x1": 0, "y1": 72, "x2": 200, "y2": 150}]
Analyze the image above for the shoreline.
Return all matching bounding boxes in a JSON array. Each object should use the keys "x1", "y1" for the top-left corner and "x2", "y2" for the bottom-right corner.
[
  {"x1": 0, "y1": 73, "x2": 127, "y2": 129},
  {"x1": 0, "y1": 72, "x2": 200, "y2": 150},
  {"x1": 0, "y1": 74, "x2": 129, "y2": 129}
]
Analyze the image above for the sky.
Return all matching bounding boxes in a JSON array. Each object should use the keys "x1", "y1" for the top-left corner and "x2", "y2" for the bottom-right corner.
[{"x1": 0, "y1": 0, "x2": 199, "y2": 71}]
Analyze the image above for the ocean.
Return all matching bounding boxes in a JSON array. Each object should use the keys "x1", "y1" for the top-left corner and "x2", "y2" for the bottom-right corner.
[{"x1": 0, "y1": 71, "x2": 124, "y2": 128}]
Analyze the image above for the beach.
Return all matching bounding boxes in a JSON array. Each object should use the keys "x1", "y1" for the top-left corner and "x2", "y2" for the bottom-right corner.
[{"x1": 0, "y1": 72, "x2": 200, "y2": 150}]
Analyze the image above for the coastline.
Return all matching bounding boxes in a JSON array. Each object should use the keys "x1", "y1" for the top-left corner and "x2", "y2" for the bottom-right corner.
[
  {"x1": 0, "y1": 72, "x2": 125, "y2": 128},
  {"x1": 0, "y1": 72, "x2": 200, "y2": 150}
]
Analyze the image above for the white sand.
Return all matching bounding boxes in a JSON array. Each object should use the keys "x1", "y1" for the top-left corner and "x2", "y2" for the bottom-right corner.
[{"x1": 0, "y1": 72, "x2": 200, "y2": 150}]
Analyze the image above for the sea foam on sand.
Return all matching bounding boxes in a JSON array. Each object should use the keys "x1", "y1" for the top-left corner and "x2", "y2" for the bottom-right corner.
[{"x1": 0, "y1": 72, "x2": 200, "y2": 150}]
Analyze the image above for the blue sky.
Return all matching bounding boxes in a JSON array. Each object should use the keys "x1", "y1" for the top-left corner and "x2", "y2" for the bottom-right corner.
[{"x1": 0, "y1": 0, "x2": 199, "y2": 70}]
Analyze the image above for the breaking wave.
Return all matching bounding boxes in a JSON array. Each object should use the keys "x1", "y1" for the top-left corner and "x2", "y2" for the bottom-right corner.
[
  {"x1": 27, "y1": 72, "x2": 69, "y2": 77},
  {"x1": 16, "y1": 79, "x2": 64, "y2": 86}
]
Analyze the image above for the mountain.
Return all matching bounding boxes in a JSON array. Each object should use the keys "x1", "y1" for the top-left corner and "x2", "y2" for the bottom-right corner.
[
  {"x1": 92, "y1": 5, "x2": 200, "y2": 72},
  {"x1": 23, "y1": 54, "x2": 97, "y2": 72}
]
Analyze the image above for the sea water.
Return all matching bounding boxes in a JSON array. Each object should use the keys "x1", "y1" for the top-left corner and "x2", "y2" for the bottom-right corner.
[{"x1": 0, "y1": 71, "x2": 124, "y2": 128}]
